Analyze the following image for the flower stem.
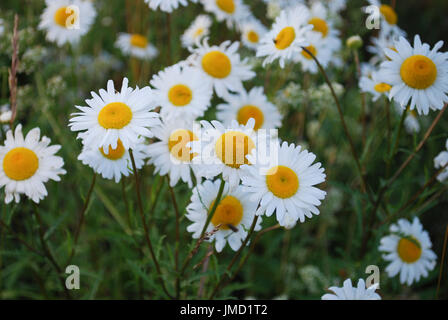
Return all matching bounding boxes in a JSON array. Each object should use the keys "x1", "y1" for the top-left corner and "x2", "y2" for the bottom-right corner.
[
  {"x1": 129, "y1": 150, "x2": 174, "y2": 299},
  {"x1": 168, "y1": 182, "x2": 181, "y2": 299}
]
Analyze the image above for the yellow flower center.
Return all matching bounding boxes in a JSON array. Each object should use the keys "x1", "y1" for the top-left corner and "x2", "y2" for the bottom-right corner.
[
  {"x1": 374, "y1": 83, "x2": 392, "y2": 93},
  {"x1": 168, "y1": 129, "x2": 198, "y2": 162},
  {"x1": 275, "y1": 27, "x2": 296, "y2": 50},
  {"x1": 308, "y1": 17, "x2": 329, "y2": 37},
  {"x1": 3, "y1": 147, "x2": 39, "y2": 181},
  {"x1": 98, "y1": 102, "x2": 133, "y2": 129},
  {"x1": 130, "y1": 34, "x2": 148, "y2": 48},
  {"x1": 194, "y1": 28, "x2": 204, "y2": 37},
  {"x1": 397, "y1": 237, "x2": 422, "y2": 263},
  {"x1": 215, "y1": 131, "x2": 255, "y2": 168},
  {"x1": 168, "y1": 84, "x2": 193, "y2": 107},
  {"x1": 53, "y1": 6, "x2": 77, "y2": 28},
  {"x1": 237, "y1": 105, "x2": 264, "y2": 130},
  {"x1": 216, "y1": 0, "x2": 235, "y2": 14},
  {"x1": 211, "y1": 195, "x2": 243, "y2": 230},
  {"x1": 100, "y1": 140, "x2": 126, "y2": 160},
  {"x1": 380, "y1": 4, "x2": 398, "y2": 25},
  {"x1": 247, "y1": 30, "x2": 259, "y2": 43},
  {"x1": 266, "y1": 165, "x2": 299, "y2": 199},
  {"x1": 202, "y1": 51, "x2": 232, "y2": 79},
  {"x1": 400, "y1": 55, "x2": 437, "y2": 90},
  {"x1": 301, "y1": 45, "x2": 317, "y2": 60}
]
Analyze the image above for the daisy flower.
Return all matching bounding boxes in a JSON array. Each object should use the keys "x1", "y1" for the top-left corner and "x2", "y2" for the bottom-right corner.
[
  {"x1": 201, "y1": 0, "x2": 251, "y2": 29},
  {"x1": 0, "y1": 125, "x2": 66, "y2": 204},
  {"x1": 256, "y1": 6, "x2": 312, "y2": 68},
  {"x1": 294, "y1": 32, "x2": 332, "y2": 74},
  {"x1": 190, "y1": 119, "x2": 259, "y2": 188},
  {"x1": 150, "y1": 63, "x2": 213, "y2": 120},
  {"x1": 144, "y1": 0, "x2": 195, "y2": 12},
  {"x1": 367, "y1": 33, "x2": 401, "y2": 63},
  {"x1": 379, "y1": 35, "x2": 448, "y2": 115},
  {"x1": 434, "y1": 139, "x2": 448, "y2": 182},
  {"x1": 306, "y1": 2, "x2": 341, "y2": 53},
  {"x1": 146, "y1": 118, "x2": 201, "y2": 187},
  {"x1": 359, "y1": 70, "x2": 392, "y2": 102},
  {"x1": 38, "y1": 0, "x2": 97, "y2": 47},
  {"x1": 379, "y1": 217, "x2": 437, "y2": 285},
  {"x1": 189, "y1": 39, "x2": 255, "y2": 98},
  {"x1": 323, "y1": 0, "x2": 346, "y2": 13},
  {"x1": 239, "y1": 19, "x2": 268, "y2": 50},
  {"x1": 78, "y1": 138, "x2": 147, "y2": 183},
  {"x1": 240, "y1": 141, "x2": 326, "y2": 228},
  {"x1": 404, "y1": 110, "x2": 420, "y2": 134},
  {"x1": 216, "y1": 87, "x2": 282, "y2": 130},
  {"x1": 69, "y1": 77, "x2": 160, "y2": 152},
  {"x1": 115, "y1": 33, "x2": 158, "y2": 60},
  {"x1": 366, "y1": 0, "x2": 405, "y2": 37},
  {"x1": 321, "y1": 279, "x2": 381, "y2": 300},
  {"x1": 186, "y1": 179, "x2": 262, "y2": 252},
  {"x1": 181, "y1": 15, "x2": 212, "y2": 48}
]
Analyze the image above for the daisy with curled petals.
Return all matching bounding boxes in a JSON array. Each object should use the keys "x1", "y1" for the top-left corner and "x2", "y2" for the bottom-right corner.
[
  {"x1": 181, "y1": 15, "x2": 212, "y2": 48},
  {"x1": 359, "y1": 70, "x2": 392, "y2": 102},
  {"x1": 78, "y1": 138, "x2": 147, "y2": 183},
  {"x1": 321, "y1": 279, "x2": 381, "y2": 300},
  {"x1": 69, "y1": 77, "x2": 160, "y2": 152},
  {"x1": 434, "y1": 139, "x2": 448, "y2": 182},
  {"x1": 240, "y1": 141, "x2": 326, "y2": 228},
  {"x1": 0, "y1": 125, "x2": 66, "y2": 204},
  {"x1": 190, "y1": 39, "x2": 255, "y2": 98},
  {"x1": 379, "y1": 35, "x2": 448, "y2": 115},
  {"x1": 190, "y1": 119, "x2": 258, "y2": 188},
  {"x1": 144, "y1": 0, "x2": 197, "y2": 12},
  {"x1": 186, "y1": 179, "x2": 262, "y2": 252},
  {"x1": 150, "y1": 63, "x2": 213, "y2": 120},
  {"x1": 216, "y1": 87, "x2": 282, "y2": 130},
  {"x1": 256, "y1": 6, "x2": 312, "y2": 68},
  {"x1": 379, "y1": 217, "x2": 437, "y2": 285},
  {"x1": 240, "y1": 19, "x2": 268, "y2": 51},
  {"x1": 115, "y1": 33, "x2": 158, "y2": 60},
  {"x1": 201, "y1": 0, "x2": 250, "y2": 29},
  {"x1": 294, "y1": 32, "x2": 332, "y2": 74},
  {"x1": 146, "y1": 118, "x2": 201, "y2": 187},
  {"x1": 38, "y1": 0, "x2": 97, "y2": 47}
]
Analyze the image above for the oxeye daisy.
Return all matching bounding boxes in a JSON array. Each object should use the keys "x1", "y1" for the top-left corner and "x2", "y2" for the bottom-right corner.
[
  {"x1": 434, "y1": 139, "x2": 448, "y2": 182},
  {"x1": 321, "y1": 279, "x2": 381, "y2": 300},
  {"x1": 150, "y1": 63, "x2": 213, "y2": 120},
  {"x1": 201, "y1": 0, "x2": 250, "y2": 29},
  {"x1": 359, "y1": 70, "x2": 392, "y2": 102},
  {"x1": 379, "y1": 217, "x2": 437, "y2": 285},
  {"x1": 181, "y1": 15, "x2": 212, "y2": 48},
  {"x1": 78, "y1": 138, "x2": 147, "y2": 183},
  {"x1": 189, "y1": 39, "x2": 255, "y2": 98},
  {"x1": 306, "y1": 2, "x2": 341, "y2": 53},
  {"x1": 324, "y1": 0, "x2": 346, "y2": 13},
  {"x1": 69, "y1": 77, "x2": 160, "y2": 152},
  {"x1": 240, "y1": 141, "x2": 326, "y2": 228},
  {"x1": 366, "y1": 0, "x2": 404, "y2": 37},
  {"x1": 379, "y1": 35, "x2": 448, "y2": 115},
  {"x1": 115, "y1": 33, "x2": 158, "y2": 60},
  {"x1": 216, "y1": 87, "x2": 282, "y2": 130},
  {"x1": 38, "y1": 0, "x2": 97, "y2": 47},
  {"x1": 367, "y1": 33, "x2": 401, "y2": 63},
  {"x1": 144, "y1": 0, "x2": 194, "y2": 12},
  {"x1": 146, "y1": 118, "x2": 201, "y2": 188},
  {"x1": 240, "y1": 19, "x2": 268, "y2": 50},
  {"x1": 294, "y1": 32, "x2": 332, "y2": 74},
  {"x1": 186, "y1": 179, "x2": 261, "y2": 252},
  {"x1": 190, "y1": 119, "x2": 258, "y2": 188},
  {"x1": 256, "y1": 6, "x2": 312, "y2": 68},
  {"x1": 403, "y1": 110, "x2": 420, "y2": 134},
  {"x1": 0, "y1": 125, "x2": 66, "y2": 204}
]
